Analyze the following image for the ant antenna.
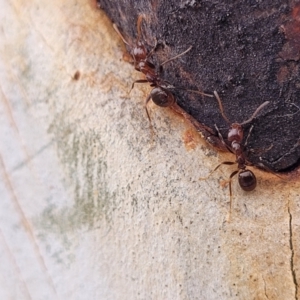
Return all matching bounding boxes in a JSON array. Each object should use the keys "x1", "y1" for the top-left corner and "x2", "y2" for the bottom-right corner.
[
  {"x1": 136, "y1": 15, "x2": 145, "y2": 42},
  {"x1": 113, "y1": 24, "x2": 130, "y2": 46},
  {"x1": 213, "y1": 91, "x2": 231, "y2": 124},
  {"x1": 240, "y1": 101, "x2": 270, "y2": 125},
  {"x1": 214, "y1": 91, "x2": 270, "y2": 125},
  {"x1": 161, "y1": 46, "x2": 193, "y2": 66}
]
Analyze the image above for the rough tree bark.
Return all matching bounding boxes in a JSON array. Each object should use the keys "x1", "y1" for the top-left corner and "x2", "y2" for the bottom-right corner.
[{"x1": 0, "y1": 0, "x2": 300, "y2": 299}]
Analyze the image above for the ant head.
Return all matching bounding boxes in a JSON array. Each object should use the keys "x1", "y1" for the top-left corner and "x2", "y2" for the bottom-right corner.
[
  {"x1": 238, "y1": 169, "x2": 257, "y2": 191},
  {"x1": 228, "y1": 123, "x2": 243, "y2": 143},
  {"x1": 150, "y1": 87, "x2": 175, "y2": 107},
  {"x1": 132, "y1": 43, "x2": 147, "y2": 60}
]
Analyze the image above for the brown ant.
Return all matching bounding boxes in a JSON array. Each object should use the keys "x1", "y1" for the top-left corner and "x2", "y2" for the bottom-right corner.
[
  {"x1": 113, "y1": 15, "x2": 155, "y2": 75},
  {"x1": 200, "y1": 91, "x2": 270, "y2": 213},
  {"x1": 113, "y1": 16, "x2": 212, "y2": 122}
]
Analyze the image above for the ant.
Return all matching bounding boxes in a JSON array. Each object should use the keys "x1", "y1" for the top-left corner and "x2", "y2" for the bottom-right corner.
[
  {"x1": 113, "y1": 15, "x2": 156, "y2": 75},
  {"x1": 113, "y1": 16, "x2": 212, "y2": 122},
  {"x1": 200, "y1": 91, "x2": 270, "y2": 213}
]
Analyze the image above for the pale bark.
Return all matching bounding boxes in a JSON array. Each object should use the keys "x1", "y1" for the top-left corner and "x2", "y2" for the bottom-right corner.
[{"x1": 0, "y1": 0, "x2": 299, "y2": 299}]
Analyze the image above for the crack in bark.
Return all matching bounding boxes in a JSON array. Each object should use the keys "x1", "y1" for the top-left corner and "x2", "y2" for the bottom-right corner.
[
  {"x1": 262, "y1": 137, "x2": 300, "y2": 166},
  {"x1": 262, "y1": 276, "x2": 269, "y2": 300},
  {"x1": 288, "y1": 205, "x2": 298, "y2": 300}
]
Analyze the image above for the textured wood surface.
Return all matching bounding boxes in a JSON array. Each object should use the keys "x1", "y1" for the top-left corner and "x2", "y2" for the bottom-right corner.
[{"x1": 0, "y1": 0, "x2": 300, "y2": 299}]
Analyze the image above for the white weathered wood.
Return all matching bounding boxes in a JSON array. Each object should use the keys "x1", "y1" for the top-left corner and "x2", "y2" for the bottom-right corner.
[{"x1": 0, "y1": 0, "x2": 299, "y2": 299}]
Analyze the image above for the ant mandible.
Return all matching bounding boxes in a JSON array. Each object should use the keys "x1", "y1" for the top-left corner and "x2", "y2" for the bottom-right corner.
[
  {"x1": 113, "y1": 16, "x2": 212, "y2": 122},
  {"x1": 200, "y1": 91, "x2": 270, "y2": 212}
]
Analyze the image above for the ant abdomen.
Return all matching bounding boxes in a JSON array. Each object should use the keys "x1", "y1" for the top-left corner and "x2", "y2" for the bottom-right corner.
[
  {"x1": 150, "y1": 87, "x2": 175, "y2": 107},
  {"x1": 238, "y1": 169, "x2": 257, "y2": 191}
]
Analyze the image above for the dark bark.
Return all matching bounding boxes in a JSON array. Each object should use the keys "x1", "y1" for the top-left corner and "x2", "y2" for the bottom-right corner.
[{"x1": 98, "y1": 0, "x2": 300, "y2": 173}]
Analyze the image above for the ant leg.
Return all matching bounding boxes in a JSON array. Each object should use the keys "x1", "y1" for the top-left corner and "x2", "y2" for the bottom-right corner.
[
  {"x1": 214, "y1": 125, "x2": 232, "y2": 153},
  {"x1": 256, "y1": 161, "x2": 289, "y2": 182},
  {"x1": 170, "y1": 86, "x2": 213, "y2": 98},
  {"x1": 199, "y1": 161, "x2": 236, "y2": 180},
  {"x1": 185, "y1": 89, "x2": 213, "y2": 97},
  {"x1": 146, "y1": 38, "x2": 159, "y2": 59},
  {"x1": 160, "y1": 46, "x2": 193, "y2": 66},
  {"x1": 214, "y1": 124, "x2": 226, "y2": 143},
  {"x1": 228, "y1": 170, "x2": 239, "y2": 222},
  {"x1": 249, "y1": 144, "x2": 273, "y2": 155},
  {"x1": 246, "y1": 125, "x2": 273, "y2": 155},
  {"x1": 282, "y1": 103, "x2": 300, "y2": 118},
  {"x1": 144, "y1": 91, "x2": 156, "y2": 141},
  {"x1": 145, "y1": 92, "x2": 153, "y2": 123},
  {"x1": 130, "y1": 79, "x2": 148, "y2": 93},
  {"x1": 213, "y1": 91, "x2": 231, "y2": 124},
  {"x1": 244, "y1": 125, "x2": 254, "y2": 147},
  {"x1": 160, "y1": 80, "x2": 213, "y2": 98}
]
